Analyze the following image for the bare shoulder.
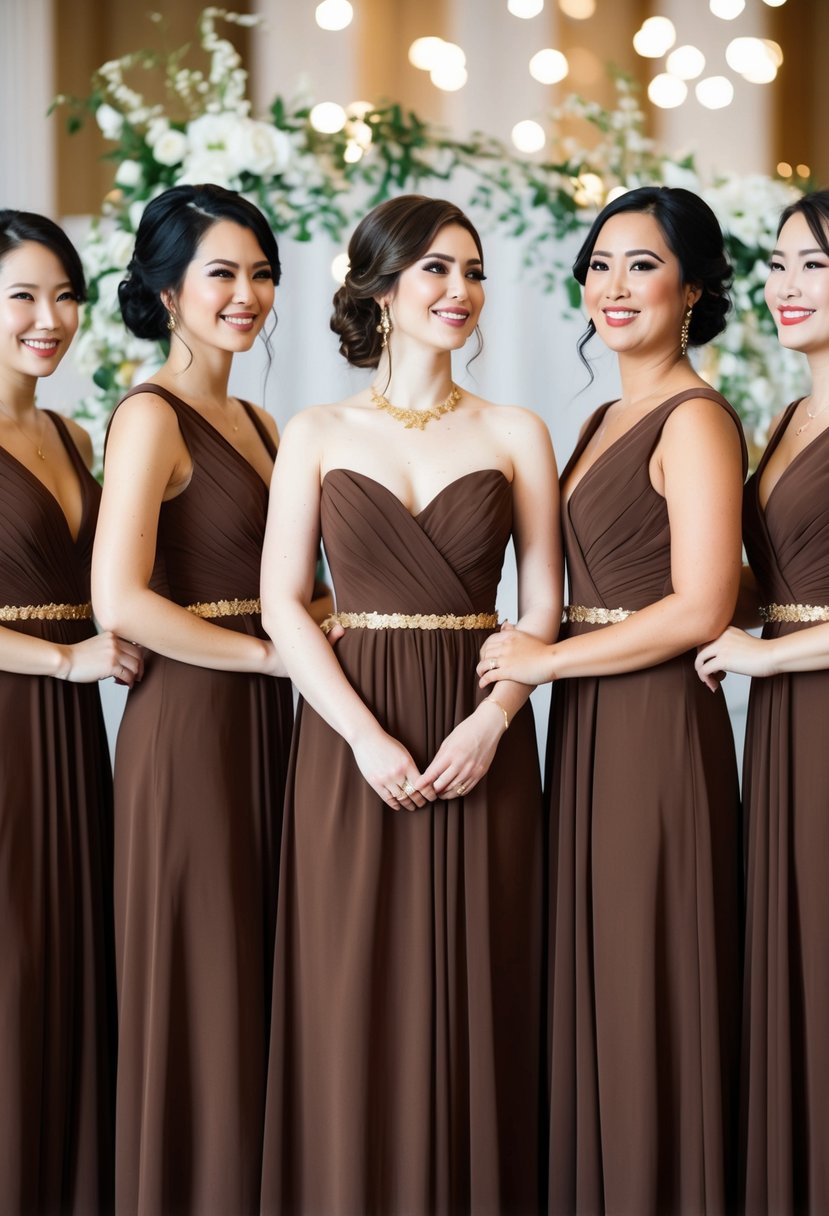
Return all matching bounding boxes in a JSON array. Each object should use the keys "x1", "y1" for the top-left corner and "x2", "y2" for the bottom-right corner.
[
  {"x1": 478, "y1": 399, "x2": 555, "y2": 458},
  {"x1": 52, "y1": 412, "x2": 94, "y2": 469},
  {"x1": 663, "y1": 390, "x2": 743, "y2": 445},
  {"x1": 109, "y1": 388, "x2": 181, "y2": 433}
]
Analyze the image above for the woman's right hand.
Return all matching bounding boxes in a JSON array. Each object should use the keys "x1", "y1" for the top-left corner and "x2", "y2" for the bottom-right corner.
[
  {"x1": 351, "y1": 727, "x2": 432, "y2": 811},
  {"x1": 59, "y1": 632, "x2": 144, "y2": 686}
]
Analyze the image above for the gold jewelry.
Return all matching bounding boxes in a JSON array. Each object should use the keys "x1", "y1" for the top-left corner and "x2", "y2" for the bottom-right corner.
[
  {"x1": 167, "y1": 313, "x2": 176, "y2": 332},
  {"x1": 563, "y1": 604, "x2": 636, "y2": 624},
  {"x1": 400, "y1": 778, "x2": 416, "y2": 797},
  {"x1": 680, "y1": 306, "x2": 692, "y2": 357},
  {"x1": 370, "y1": 383, "x2": 462, "y2": 431},
  {"x1": 0, "y1": 400, "x2": 47, "y2": 460},
  {"x1": 489, "y1": 659, "x2": 497, "y2": 671},
  {"x1": 321, "y1": 610, "x2": 498, "y2": 633},
  {"x1": 480, "y1": 697, "x2": 510, "y2": 732},
  {"x1": 186, "y1": 597, "x2": 261, "y2": 619},
  {"x1": 759, "y1": 602, "x2": 829, "y2": 623},
  {"x1": 795, "y1": 397, "x2": 829, "y2": 436},
  {"x1": 376, "y1": 304, "x2": 391, "y2": 348},
  {"x1": 0, "y1": 601, "x2": 92, "y2": 622},
  {"x1": 455, "y1": 781, "x2": 468, "y2": 796}
]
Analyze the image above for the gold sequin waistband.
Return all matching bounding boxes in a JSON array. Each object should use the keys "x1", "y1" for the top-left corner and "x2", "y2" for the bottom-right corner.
[
  {"x1": 0, "y1": 601, "x2": 93, "y2": 622},
  {"x1": 186, "y1": 597, "x2": 261, "y2": 620},
  {"x1": 563, "y1": 604, "x2": 636, "y2": 625},
  {"x1": 320, "y1": 611, "x2": 499, "y2": 635},
  {"x1": 759, "y1": 602, "x2": 829, "y2": 624}
]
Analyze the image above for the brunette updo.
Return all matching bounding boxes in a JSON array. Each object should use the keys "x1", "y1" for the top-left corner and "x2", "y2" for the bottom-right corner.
[
  {"x1": 775, "y1": 187, "x2": 829, "y2": 255},
  {"x1": 330, "y1": 194, "x2": 484, "y2": 368},
  {"x1": 0, "y1": 209, "x2": 86, "y2": 301},
  {"x1": 572, "y1": 185, "x2": 732, "y2": 370},
  {"x1": 118, "y1": 183, "x2": 281, "y2": 341}
]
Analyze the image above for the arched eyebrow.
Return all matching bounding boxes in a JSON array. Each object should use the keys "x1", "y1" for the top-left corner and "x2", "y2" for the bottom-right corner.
[
  {"x1": 203, "y1": 258, "x2": 271, "y2": 269},
  {"x1": 419, "y1": 252, "x2": 483, "y2": 268},
  {"x1": 590, "y1": 248, "x2": 666, "y2": 262},
  {"x1": 770, "y1": 247, "x2": 827, "y2": 258},
  {"x1": 6, "y1": 280, "x2": 75, "y2": 290}
]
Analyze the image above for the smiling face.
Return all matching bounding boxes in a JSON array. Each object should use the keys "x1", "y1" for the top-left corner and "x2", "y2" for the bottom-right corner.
[
  {"x1": 0, "y1": 241, "x2": 79, "y2": 380},
  {"x1": 168, "y1": 219, "x2": 275, "y2": 355},
  {"x1": 583, "y1": 210, "x2": 698, "y2": 359},
  {"x1": 765, "y1": 210, "x2": 829, "y2": 354},
  {"x1": 384, "y1": 223, "x2": 485, "y2": 353}
]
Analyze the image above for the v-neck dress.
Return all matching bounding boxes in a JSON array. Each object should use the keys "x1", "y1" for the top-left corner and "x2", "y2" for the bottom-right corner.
[
  {"x1": 260, "y1": 468, "x2": 544, "y2": 1216},
  {"x1": 0, "y1": 413, "x2": 116, "y2": 1215},
  {"x1": 546, "y1": 389, "x2": 746, "y2": 1215},
  {"x1": 109, "y1": 385, "x2": 293, "y2": 1216},
  {"x1": 740, "y1": 399, "x2": 829, "y2": 1215}
]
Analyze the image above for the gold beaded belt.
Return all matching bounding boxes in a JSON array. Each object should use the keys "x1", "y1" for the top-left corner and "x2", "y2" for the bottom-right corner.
[
  {"x1": 0, "y1": 601, "x2": 93, "y2": 622},
  {"x1": 759, "y1": 602, "x2": 829, "y2": 624},
  {"x1": 562, "y1": 604, "x2": 636, "y2": 625},
  {"x1": 186, "y1": 597, "x2": 261, "y2": 620},
  {"x1": 320, "y1": 610, "x2": 499, "y2": 635}
]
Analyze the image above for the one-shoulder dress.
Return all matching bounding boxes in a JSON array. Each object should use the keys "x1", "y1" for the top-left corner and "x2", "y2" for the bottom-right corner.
[
  {"x1": 261, "y1": 468, "x2": 544, "y2": 1216},
  {"x1": 741, "y1": 399, "x2": 829, "y2": 1215},
  {"x1": 546, "y1": 389, "x2": 746, "y2": 1215},
  {"x1": 110, "y1": 386, "x2": 293, "y2": 1216},
  {"x1": 0, "y1": 413, "x2": 115, "y2": 1215}
]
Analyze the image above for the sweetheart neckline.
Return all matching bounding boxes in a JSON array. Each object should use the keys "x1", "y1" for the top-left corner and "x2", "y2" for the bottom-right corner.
[{"x1": 321, "y1": 467, "x2": 510, "y2": 519}]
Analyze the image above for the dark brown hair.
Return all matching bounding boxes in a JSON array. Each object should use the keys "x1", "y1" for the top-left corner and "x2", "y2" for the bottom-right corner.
[
  {"x1": 776, "y1": 187, "x2": 829, "y2": 256},
  {"x1": 330, "y1": 194, "x2": 484, "y2": 368}
]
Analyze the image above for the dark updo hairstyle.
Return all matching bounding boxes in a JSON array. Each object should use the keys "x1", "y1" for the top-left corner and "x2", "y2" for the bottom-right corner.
[
  {"x1": 775, "y1": 187, "x2": 829, "y2": 255},
  {"x1": 572, "y1": 185, "x2": 732, "y2": 373},
  {"x1": 118, "y1": 183, "x2": 281, "y2": 341},
  {"x1": 331, "y1": 194, "x2": 484, "y2": 368},
  {"x1": 0, "y1": 209, "x2": 86, "y2": 301}
]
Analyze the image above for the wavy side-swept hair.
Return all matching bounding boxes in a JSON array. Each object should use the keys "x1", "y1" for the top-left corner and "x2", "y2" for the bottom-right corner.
[
  {"x1": 0, "y1": 209, "x2": 86, "y2": 301},
  {"x1": 775, "y1": 187, "x2": 829, "y2": 255}
]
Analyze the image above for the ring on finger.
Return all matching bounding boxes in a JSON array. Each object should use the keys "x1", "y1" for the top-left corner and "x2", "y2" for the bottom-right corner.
[
  {"x1": 489, "y1": 660, "x2": 497, "y2": 671},
  {"x1": 456, "y1": 781, "x2": 468, "y2": 796},
  {"x1": 400, "y1": 777, "x2": 416, "y2": 797}
]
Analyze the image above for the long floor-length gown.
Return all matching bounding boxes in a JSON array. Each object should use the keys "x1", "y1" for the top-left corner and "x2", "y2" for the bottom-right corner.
[
  {"x1": 261, "y1": 468, "x2": 545, "y2": 1216},
  {"x1": 546, "y1": 389, "x2": 746, "y2": 1216},
  {"x1": 111, "y1": 386, "x2": 293, "y2": 1216},
  {"x1": 740, "y1": 399, "x2": 829, "y2": 1215},
  {"x1": 0, "y1": 414, "x2": 116, "y2": 1216}
]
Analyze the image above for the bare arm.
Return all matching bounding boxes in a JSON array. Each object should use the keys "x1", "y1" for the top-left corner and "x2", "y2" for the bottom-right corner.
[
  {"x1": 479, "y1": 397, "x2": 744, "y2": 686},
  {"x1": 260, "y1": 409, "x2": 429, "y2": 810},
  {"x1": 419, "y1": 408, "x2": 562, "y2": 796},
  {"x1": 92, "y1": 392, "x2": 282, "y2": 675}
]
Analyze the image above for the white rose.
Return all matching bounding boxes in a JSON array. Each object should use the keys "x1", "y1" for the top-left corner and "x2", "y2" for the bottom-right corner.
[
  {"x1": 106, "y1": 229, "x2": 135, "y2": 270},
  {"x1": 660, "y1": 161, "x2": 701, "y2": 192},
  {"x1": 177, "y1": 150, "x2": 237, "y2": 189},
  {"x1": 115, "y1": 159, "x2": 143, "y2": 188},
  {"x1": 153, "y1": 128, "x2": 188, "y2": 167},
  {"x1": 227, "y1": 119, "x2": 291, "y2": 176},
  {"x1": 96, "y1": 103, "x2": 124, "y2": 140},
  {"x1": 129, "y1": 200, "x2": 147, "y2": 231},
  {"x1": 145, "y1": 117, "x2": 170, "y2": 147},
  {"x1": 186, "y1": 112, "x2": 234, "y2": 152}
]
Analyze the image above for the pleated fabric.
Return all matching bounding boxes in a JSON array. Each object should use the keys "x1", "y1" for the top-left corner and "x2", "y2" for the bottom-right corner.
[
  {"x1": 740, "y1": 400, "x2": 829, "y2": 1216},
  {"x1": 0, "y1": 414, "x2": 115, "y2": 1216},
  {"x1": 545, "y1": 390, "x2": 745, "y2": 1216},
  {"x1": 261, "y1": 468, "x2": 545, "y2": 1216},
  {"x1": 110, "y1": 386, "x2": 293, "y2": 1216}
]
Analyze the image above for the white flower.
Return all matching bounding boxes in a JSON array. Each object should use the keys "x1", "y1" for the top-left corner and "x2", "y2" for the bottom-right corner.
[
  {"x1": 95, "y1": 103, "x2": 124, "y2": 140},
  {"x1": 177, "y1": 149, "x2": 238, "y2": 188},
  {"x1": 226, "y1": 120, "x2": 292, "y2": 176},
  {"x1": 153, "y1": 128, "x2": 189, "y2": 167},
  {"x1": 145, "y1": 116, "x2": 170, "y2": 147},
  {"x1": 660, "y1": 160, "x2": 701, "y2": 192},
  {"x1": 128, "y1": 200, "x2": 147, "y2": 231},
  {"x1": 106, "y1": 229, "x2": 136, "y2": 270},
  {"x1": 186, "y1": 111, "x2": 235, "y2": 151},
  {"x1": 115, "y1": 159, "x2": 143, "y2": 188}
]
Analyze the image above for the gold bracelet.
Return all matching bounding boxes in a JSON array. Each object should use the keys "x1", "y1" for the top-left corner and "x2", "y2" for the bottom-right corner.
[{"x1": 480, "y1": 697, "x2": 510, "y2": 732}]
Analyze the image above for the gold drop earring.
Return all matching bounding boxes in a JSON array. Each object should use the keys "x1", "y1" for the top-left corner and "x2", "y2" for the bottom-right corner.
[{"x1": 376, "y1": 304, "x2": 391, "y2": 348}]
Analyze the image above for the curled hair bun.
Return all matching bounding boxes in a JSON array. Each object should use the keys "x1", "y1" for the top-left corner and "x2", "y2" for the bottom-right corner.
[
  {"x1": 118, "y1": 261, "x2": 170, "y2": 341},
  {"x1": 688, "y1": 282, "x2": 730, "y2": 347},
  {"x1": 330, "y1": 280, "x2": 383, "y2": 369}
]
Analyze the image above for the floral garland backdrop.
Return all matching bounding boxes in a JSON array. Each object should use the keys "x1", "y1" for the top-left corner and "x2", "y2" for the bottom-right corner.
[{"x1": 56, "y1": 6, "x2": 808, "y2": 461}]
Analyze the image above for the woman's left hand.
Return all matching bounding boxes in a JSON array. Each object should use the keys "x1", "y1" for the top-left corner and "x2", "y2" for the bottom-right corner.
[
  {"x1": 477, "y1": 624, "x2": 553, "y2": 687},
  {"x1": 417, "y1": 703, "x2": 507, "y2": 800},
  {"x1": 695, "y1": 625, "x2": 776, "y2": 686}
]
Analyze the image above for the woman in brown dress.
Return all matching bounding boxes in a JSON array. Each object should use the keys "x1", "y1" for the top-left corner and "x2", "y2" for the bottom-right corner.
[
  {"x1": 92, "y1": 184, "x2": 295, "y2": 1216},
  {"x1": 259, "y1": 194, "x2": 561, "y2": 1215},
  {"x1": 697, "y1": 188, "x2": 829, "y2": 1215},
  {"x1": 0, "y1": 211, "x2": 141, "y2": 1214},
  {"x1": 479, "y1": 186, "x2": 746, "y2": 1215}
]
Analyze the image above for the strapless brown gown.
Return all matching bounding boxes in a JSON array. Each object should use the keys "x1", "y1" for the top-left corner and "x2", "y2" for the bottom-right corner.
[
  {"x1": 741, "y1": 400, "x2": 829, "y2": 1215},
  {"x1": 0, "y1": 415, "x2": 115, "y2": 1216},
  {"x1": 546, "y1": 390, "x2": 745, "y2": 1215},
  {"x1": 261, "y1": 468, "x2": 544, "y2": 1216},
  {"x1": 110, "y1": 387, "x2": 293, "y2": 1216}
]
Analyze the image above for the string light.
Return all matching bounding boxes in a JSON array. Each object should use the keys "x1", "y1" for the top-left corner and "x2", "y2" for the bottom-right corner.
[
  {"x1": 796, "y1": 164, "x2": 811, "y2": 178},
  {"x1": 529, "y1": 48, "x2": 569, "y2": 84},
  {"x1": 726, "y1": 37, "x2": 779, "y2": 82},
  {"x1": 430, "y1": 63, "x2": 469, "y2": 91},
  {"x1": 408, "y1": 37, "x2": 445, "y2": 71},
  {"x1": 633, "y1": 17, "x2": 677, "y2": 59},
  {"x1": 695, "y1": 75, "x2": 734, "y2": 108},
  {"x1": 710, "y1": 0, "x2": 745, "y2": 17},
  {"x1": 666, "y1": 45, "x2": 706, "y2": 80},
  {"x1": 647, "y1": 73, "x2": 687, "y2": 108},
  {"x1": 777, "y1": 161, "x2": 792, "y2": 177},
  {"x1": 508, "y1": 0, "x2": 544, "y2": 17},
  {"x1": 315, "y1": 0, "x2": 354, "y2": 32},
  {"x1": 511, "y1": 120, "x2": 546, "y2": 153},
  {"x1": 309, "y1": 102, "x2": 347, "y2": 133},
  {"x1": 558, "y1": 0, "x2": 595, "y2": 17},
  {"x1": 573, "y1": 172, "x2": 604, "y2": 206}
]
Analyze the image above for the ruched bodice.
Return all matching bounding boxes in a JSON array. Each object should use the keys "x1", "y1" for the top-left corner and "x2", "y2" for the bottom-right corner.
[{"x1": 321, "y1": 468, "x2": 511, "y2": 615}]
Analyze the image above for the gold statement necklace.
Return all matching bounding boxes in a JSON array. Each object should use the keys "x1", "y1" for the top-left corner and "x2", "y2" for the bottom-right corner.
[
  {"x1": 370, "y1": 383, "x2": 462, "y2": 431},
  {"x1": 0, "y1": 400, "x2": 47, "y2": 460},
  {"x1": 795, "y1": 396, "x2": 829, "y2": 436}
]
